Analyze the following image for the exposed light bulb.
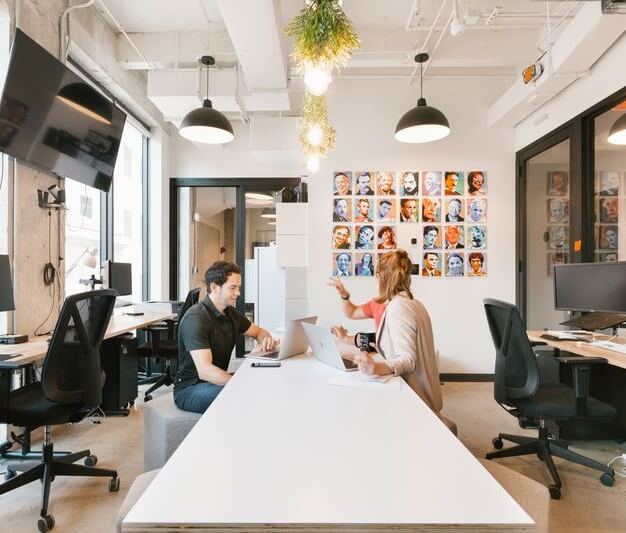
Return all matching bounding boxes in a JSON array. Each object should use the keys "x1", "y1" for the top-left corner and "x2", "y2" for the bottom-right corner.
[
  {"x1": 307, "y1": 155, "x2": 320, "y2": 173},
  {"x1": 304, "y1": 61, "x2": 332, "y2": 96},
  {"x1": 306, "y1": 124, "x2": 323, "y2": 146}
]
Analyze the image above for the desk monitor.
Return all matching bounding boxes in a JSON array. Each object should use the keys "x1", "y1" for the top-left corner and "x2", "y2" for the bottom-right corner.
[
  {"x1": 554, "y1": 262, "x2": 626, "y2": 330},
  {"x1": 104, "y1": 261, "x2": 132, "y2": 297},
  {"x1": 0, "y1": 254, "x2": 15, "y2": 312}
]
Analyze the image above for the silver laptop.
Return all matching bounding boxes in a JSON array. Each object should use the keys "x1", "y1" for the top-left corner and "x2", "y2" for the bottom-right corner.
[
  {"x1": 301, "y1": 323, "x2": 358, "y2": 372},
  {"x1": 245, "y1": 316, "x2": 318, "y2": 361}
]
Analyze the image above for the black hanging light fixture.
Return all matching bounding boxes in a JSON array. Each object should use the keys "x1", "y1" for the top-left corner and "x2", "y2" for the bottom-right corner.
[
  {"x1": 395, "y1": 53, "x2": 450, "y2": 144},
  {"x1": 179, "y1": 56, "x2": 234, "y2": 144},
  {"x1": 57, "y1": 82, "x2": 113, "y2": 124}
]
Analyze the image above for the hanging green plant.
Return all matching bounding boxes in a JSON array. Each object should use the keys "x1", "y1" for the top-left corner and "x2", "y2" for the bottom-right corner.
[
  {"x1": 285, "y1": 0, "x2": 360, "y2": 69},
  {"x1": 298, "y1": 94, "x2": 336, "y2": 157}
]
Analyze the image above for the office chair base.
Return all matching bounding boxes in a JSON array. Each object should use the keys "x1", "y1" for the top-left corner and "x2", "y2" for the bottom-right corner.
[
  {"x1": 143, "y1": 366, "x2": 174, "y2": 401},
  {"x1": 0, "y1": 442, "x2": 118, "y2": 531},
  {"x1": 486, "y1": 428, "x2": 615, "y2": 499}
]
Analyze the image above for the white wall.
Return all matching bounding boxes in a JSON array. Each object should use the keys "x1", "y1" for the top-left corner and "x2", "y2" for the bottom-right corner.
[
  {"x1": 172, "y1": 75, "x2": 515, "y2": 374},
  {"x1": 515, "y1": 33, "x2": 626, "y2": 151}
]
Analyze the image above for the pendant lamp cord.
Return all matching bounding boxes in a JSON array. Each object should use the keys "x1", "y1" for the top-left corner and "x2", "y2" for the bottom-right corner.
[
  {"x1": 206, "y1": 63, "x2": 209, "y2": 100},
  {"x1": 420, "y1": 60, "x2": 423, "y2": 100}
]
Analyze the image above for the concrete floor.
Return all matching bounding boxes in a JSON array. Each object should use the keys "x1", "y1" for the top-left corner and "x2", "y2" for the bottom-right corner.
[{"x1": 1, "y1": 381, "x2": 625, "y2": 532}]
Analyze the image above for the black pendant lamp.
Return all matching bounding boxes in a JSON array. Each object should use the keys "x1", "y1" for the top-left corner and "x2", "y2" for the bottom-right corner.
[
  {"x1": 395, "y1": 53, "x2": 450, "y2": 143},
  {"x1": 57, "y1": 82, "x2": 113, "y2": 124},
  {"x1": 179, "y1": 56, "x2": 234, "y2": 144}
]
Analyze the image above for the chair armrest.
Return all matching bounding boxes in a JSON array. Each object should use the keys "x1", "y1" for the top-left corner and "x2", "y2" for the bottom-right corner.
[
  {"x1": 530, "y1": 341, "x2": 548, "y2": 347},
  {"x1": 555, "y1": 356, "x2": 606, "y2": 402}
]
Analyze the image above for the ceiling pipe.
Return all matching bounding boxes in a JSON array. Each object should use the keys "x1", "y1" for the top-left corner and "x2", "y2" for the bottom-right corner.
[
  {"x1": 59, "y1": 0, "x2": 95, "y2": 62},
  {"x1": 421, "y1": 12, "x2": 454, "y2": 80},
  {"x1": 409, "y1": 0, "x2": 450, "y2": 83},
  {"x1": 94, "y1": 0, "x2": 155, "y2": 70},
  {"x1": 409, "y1": 3, "x2": 454, "y2": 85},
  {"x1": 405, "y1": 0, "x2": 420, "y2": 31},
  {"x1": 536, "y1": 1, "x2": 581, "y2": 52}
]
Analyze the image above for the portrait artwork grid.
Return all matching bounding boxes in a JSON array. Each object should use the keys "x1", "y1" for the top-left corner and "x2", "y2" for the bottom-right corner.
[
  {"x1": 594, "y1": 170, "x2": 623, "y2": 263},
  {"x1": 332, "y1": 170, "x2": 488, "y2": 277},
  {"x1": 545, "y1": 171, "x2": 570, "y2": 276}
]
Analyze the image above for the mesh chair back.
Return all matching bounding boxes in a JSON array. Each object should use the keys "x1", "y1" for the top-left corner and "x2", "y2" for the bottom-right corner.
[
  {"x1": 483, "y1": 299, "x2": 539, "y2": 405},
  {"x1": 42, "y1": 289, "x2": 117, "y2": 408},
  {"x1": 180, "y1": 288, "x2": 200, "y2": 319}
]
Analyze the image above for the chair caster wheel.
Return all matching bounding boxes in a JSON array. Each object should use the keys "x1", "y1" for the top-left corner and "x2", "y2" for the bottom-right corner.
[
  {"x1": 37, "y1": 514, "x2": 55, "y2": 532},
  {"x1": 129, "y1": 400, "x2": 135, "y2": 406},
  {"x1": 548, "y1": 485, "x2": 561, "y2": 499},
  {"x1": 109, "y1": 476, "x2": 120, "y2": 492},
  {"x1": 84, "y1": 454, "x2": 98, "y2": 466},
  {"x1": 601, "y1": 471, "x2": 614, "y2": 487},
  {"x1": 492, "y1": 437, "x2": 503, "y2": 449},
  {"x1": 144, "y1": 395, "x2": 153, "y2": 402}
]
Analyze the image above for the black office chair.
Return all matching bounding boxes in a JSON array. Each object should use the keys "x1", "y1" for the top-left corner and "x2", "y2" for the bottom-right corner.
[
  {"x1": 140, "y1": 287, "x2": 200, "y2": 401},
  {"x1": 483, "y1": 299, "x2": 616, "y2": 499},
  {"x1": 0, "y1": 290, "x2": 120, "y2": 531}
]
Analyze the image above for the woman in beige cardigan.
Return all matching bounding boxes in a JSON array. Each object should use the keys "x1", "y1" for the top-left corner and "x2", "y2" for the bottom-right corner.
[{"x1": 354, "y1": 250, "x2": 456, "y2": 433}]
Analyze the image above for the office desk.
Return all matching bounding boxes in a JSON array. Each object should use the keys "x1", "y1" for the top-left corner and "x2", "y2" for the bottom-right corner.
[
  {"x1": 0, "y1": 304, "x2": 175, "y2": 449},
  {"x1": 527, "y1": 331, "x2": 626, "y2": 370},
  {"x1": 527, "y1": 331, "x2": 626, "y2": 439},
  {"x1": 123, "y1": 356, "x2": 533, "y2": 532},
  {"x1": 0, "y1": 305, "x2": 175, "y2": 367}
]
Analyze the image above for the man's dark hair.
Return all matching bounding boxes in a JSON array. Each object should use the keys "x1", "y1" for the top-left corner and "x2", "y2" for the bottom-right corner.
[
  {"x1": 204, "y1": 261, "x2": 241, "y2": 289},
  {"x1": 379, "y1": 199, "x2": 392, "y2": 207},
  {"x1": 468, "y1": 252, "x2": 484, "y2": 264},
  {"x1": 424, "y1": 225, "x2": 438, "y2": 234}
]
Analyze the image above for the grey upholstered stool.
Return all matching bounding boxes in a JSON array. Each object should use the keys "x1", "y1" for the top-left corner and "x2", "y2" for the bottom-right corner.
[
  {"x1": 479, "y1": 458, "x2": 550, "y2": 533},
  {"x1": 143, "y1": 392, "x2": 202, "y2": 471},
  {"x1": 116, "y1": 469, "x2": 160, "y2": 533}
]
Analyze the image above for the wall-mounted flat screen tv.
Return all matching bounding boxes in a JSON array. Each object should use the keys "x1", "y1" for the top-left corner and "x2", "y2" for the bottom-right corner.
[{"x1": 0, "y1": 28, "x2": 126, "y2": 192}]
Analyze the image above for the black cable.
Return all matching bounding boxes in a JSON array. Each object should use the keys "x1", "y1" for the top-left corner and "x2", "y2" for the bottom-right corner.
[
  {"x1": 36, "y1": 208, "x2": 61, "y2": 335},
  {"x1": 43, "y1": 211, "x2": 56, "y2": 286}
]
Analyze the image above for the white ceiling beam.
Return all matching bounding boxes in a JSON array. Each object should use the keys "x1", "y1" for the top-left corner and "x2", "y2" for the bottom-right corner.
[
  {"x1": 487, "y1": 2, "x2": 626, "y2": 128},
  {"x1": 217, "y1": 0, "x2": 288, "y2": 90},
  {"x1": 116, "y1": 30, "x2": 235, "y2": 70},
  {"x1": 147, "y1": 69, "x2": 291, "y2": 125}
]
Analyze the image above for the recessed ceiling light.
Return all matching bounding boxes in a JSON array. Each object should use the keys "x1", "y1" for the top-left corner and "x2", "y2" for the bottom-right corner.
[{"x1": 245, "y1": 192, "x2": 274, "y2": 201}]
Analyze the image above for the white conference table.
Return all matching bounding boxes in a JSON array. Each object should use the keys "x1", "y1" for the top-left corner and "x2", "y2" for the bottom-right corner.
[{"x1": 123, "y1": 355, "x2": 533, "y2": 532}]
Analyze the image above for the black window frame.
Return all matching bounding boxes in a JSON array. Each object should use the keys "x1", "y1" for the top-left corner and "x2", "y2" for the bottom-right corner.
[{"x1": 169, "y1": 177, "x2": 302, "y2": 357}]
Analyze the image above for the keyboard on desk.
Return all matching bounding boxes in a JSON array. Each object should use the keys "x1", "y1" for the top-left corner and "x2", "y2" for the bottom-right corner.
[
  {"x1": 589, "y1": 341, "x2": 626, "y2": 355},
  {"x1": 540, "y1": 333, "x2": 589, "y2": 342}
]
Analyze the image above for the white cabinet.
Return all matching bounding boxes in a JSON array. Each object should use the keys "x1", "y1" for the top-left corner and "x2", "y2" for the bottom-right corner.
[{"x1": 276, "y1": 203, "x2": 308, "y2": 267}]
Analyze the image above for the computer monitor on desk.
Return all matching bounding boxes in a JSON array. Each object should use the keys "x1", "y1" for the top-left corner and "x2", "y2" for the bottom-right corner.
[
  {"x1": 554, "y1": 262, "x2": 626, "y2": 330},
  {"x1": 102, "y1": 261, "x2": 133, "y2": 307},
  {"x1": 0, "y1": 254, "x2": 27, "y2": 346}
]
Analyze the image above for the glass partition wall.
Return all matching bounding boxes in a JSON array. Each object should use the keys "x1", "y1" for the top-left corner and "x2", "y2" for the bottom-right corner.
[
  {"x1": 525, "y1": 140, "x2": 571, "y2": 330},
  {"x1": 517, "y1": 87, "x2": 626, "y2": 326},
  {"x1": 172, "y1": 178, "x2": 300, "y2": 357},
  {"x1": 594, "y1": 99, "x2": 626, "y2": 262}
]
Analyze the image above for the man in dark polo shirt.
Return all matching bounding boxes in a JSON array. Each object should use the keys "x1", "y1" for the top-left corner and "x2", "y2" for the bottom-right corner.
[{"x1": 173, "y1": 261, "x2": 277, "y2": 413}]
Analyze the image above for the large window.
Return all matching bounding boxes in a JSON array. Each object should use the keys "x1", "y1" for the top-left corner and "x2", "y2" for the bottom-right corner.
[
  {"x1": 113, "y1": 122, "x2": 145, "y2": 302},
  {"x1": 64, "y1": 120, "x2": 148, "y2": 300},
  {"x1": 0, "y1": 154, "x2": 8, "y2": 335},
  {"x1": 64, "y1": 179, "x2": 101, "y2": 295}
]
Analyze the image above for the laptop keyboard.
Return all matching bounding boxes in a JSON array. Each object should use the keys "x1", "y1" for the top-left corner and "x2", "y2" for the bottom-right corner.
[
  {"x1": 342, "y1": 357, "x2": 357, "y2": 369},
  {"x1": 254, "y1": 351, "x2": 279, "y2": 359}
]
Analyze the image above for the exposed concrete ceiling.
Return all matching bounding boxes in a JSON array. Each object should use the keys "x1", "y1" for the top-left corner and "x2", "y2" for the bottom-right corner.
[{"x1": 94, "y1": 0, "x2": 626, "y2": 132}]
